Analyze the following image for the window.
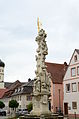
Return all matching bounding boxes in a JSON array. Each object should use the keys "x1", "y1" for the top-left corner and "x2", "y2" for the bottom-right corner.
[
  {"x1": 18, "y1": 87, "x2": 21, "y2": 92},
  {"x1": 72, "y1": 83, "x2": 77, "y2": 92},
  {"x1": 27, "y1": 96, "x2": 32, "y2": 101},
  {"x1": 74, "y1": 55, "x2": 77, "y2": 62},
  {"x1": 66, "y1": 84, "x2": 70, "y2": 93},
  {"x1": 20, "y1": 96, "x2": 21, "y2": 101},
  {"x1": 72, "y1": 102, "x2": 77, "y2": 109},
  {"x1": 78, "y1": 82, "x2": 79, "y2": 91},
  {"x1": 15, "y1": 89, "x2": 18, "y2": 93},
  {"x1": 18, "y1": 96, "x2": 19, "y2": 101},
  {"x1": 77, "y1": 66, "x2": 79, "y2": 75},
  {"x1": 21, "y1": 87, "x2": 23, "y2": 91},
  {"x1": 71, "y1": 67, "x2": 76, "y2": 77}
]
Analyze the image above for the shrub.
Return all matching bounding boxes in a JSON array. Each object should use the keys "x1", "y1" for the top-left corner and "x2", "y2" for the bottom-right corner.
[
  {"x1": 9, "y1": 100, "x2": 19, "y2": 110},
  {"x1": 27, "y1": 102, "x2": 33, "y2": 112},
  {"x1": 0, "y1": 101, "x2": 5, "y2": 109}
]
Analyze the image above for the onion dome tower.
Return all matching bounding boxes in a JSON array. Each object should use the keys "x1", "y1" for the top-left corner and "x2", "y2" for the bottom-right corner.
[{"x1": 0, "y1": 60, "x2": 5, "y2": 88}]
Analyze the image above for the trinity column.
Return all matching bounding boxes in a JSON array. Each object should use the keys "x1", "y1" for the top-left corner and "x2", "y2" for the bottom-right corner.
[{"x1": 31, "y1": 18, "x2": 51, "y2": 116}]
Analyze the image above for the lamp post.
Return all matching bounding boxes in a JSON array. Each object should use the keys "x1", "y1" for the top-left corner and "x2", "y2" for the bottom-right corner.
[
  {"x1": 58, "y1": 89, "x2": 61, "y2": 113},
  {"x1": 74, "y1": 112, "x2": 76, "y2": 119}
]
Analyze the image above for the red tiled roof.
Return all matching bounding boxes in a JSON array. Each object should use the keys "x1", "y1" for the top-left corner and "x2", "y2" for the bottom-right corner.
[
  {"x1": 0, "y1": 89, "x2": 8, "y2": 99},
  {"x1": 46, "y1": 62, "x2": 68, "y2": 84},
  {"x1": 3, "y1": 80, "x2": 22, "y2": 98},
  {"x1": 9, "y1": 80, "x2": 22, "y2": 90}
]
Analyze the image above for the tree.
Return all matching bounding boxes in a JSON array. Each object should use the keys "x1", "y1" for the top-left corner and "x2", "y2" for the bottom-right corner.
[
  {"x1": 0, "y1": 101, "x2": 5, "y2": 109},
  {"x1": 9, "y1": 100, "x2": 19, "y2": 110},
  {"x1": 27, "y1": 102, "x2": 33, "y2": 112}
]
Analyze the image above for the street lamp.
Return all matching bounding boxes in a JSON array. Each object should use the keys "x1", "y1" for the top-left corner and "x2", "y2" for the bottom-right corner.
[{"x1": 58, "y1": 89, "x2": 61, "y2": 113}]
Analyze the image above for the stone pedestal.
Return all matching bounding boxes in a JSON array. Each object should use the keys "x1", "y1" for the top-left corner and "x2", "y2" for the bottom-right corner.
[{"x1": 31, "y1": 93, "x2": 51, "y2": 116}]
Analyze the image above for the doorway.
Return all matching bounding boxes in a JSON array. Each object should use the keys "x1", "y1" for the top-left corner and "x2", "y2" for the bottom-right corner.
[{"x1": 64, "y1": 103, "x2": 68, "y2": 115}]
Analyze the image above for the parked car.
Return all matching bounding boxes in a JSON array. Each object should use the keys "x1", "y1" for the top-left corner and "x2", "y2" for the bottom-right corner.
[
  {"x1": 16, "y1": 108, "x2": 28, "y2": 116},
  {"x1": 16, "y1": 109, "x2": 22, "y2": 116},
  {"x1": 0, "y1": 109, "x2": 6, "y2": 116},
  {"x1": 21, "y1": 109, "x2": 28, "y2": 115}
]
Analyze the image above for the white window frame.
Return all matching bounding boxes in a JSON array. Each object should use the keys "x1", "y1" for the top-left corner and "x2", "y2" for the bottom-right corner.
[
  {"x1": 71, "y1": 67, "x2": 76, "y2": 77},
  {"x1": 72, "y1": 83, "x2": 77, "y2": 92}
]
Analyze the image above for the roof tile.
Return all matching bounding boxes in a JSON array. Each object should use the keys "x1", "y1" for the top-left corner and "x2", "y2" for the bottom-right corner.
[
  {"x1": 46, "y1": 62, "x2": 68, "y2": 83},
  {"x1": 0, "y1": 89, "x2": 8, "y2": 99}
]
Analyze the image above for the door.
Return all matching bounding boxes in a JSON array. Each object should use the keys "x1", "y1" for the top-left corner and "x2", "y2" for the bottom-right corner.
[{"x1": 64, "y1": 103, "x2": 68, "y2": 115}]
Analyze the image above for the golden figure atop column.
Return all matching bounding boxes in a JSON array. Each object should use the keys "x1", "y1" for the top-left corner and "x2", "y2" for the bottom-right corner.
[{"x1": 37, "y1": 17, "x2": 42, "y2": 32}]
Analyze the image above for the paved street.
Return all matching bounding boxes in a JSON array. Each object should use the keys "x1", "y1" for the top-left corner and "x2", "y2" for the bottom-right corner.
[
  {"x1": 64, "y1": 117, "x2": 68, "y2": 119},
  {"x1": 0, "y1": 116, "x2": 19, "y2": 119},
  {"x1": 0, "y1": 115, "x2": 67, "y2": 119},
  {"x1": 0, "y1": 116, "x2": 8, "y2": 119}
]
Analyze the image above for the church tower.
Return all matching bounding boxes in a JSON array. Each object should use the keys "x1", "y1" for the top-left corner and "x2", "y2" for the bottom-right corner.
[{"x1": 0, "y1": 60, "x2": 5, "y2": 88}]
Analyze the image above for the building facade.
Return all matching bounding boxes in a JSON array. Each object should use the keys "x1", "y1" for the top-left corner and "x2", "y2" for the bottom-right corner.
[
  {"x1": 0, "y1": 80, "x2": 22, "y2": 113},
  {"x1": 46, "y1": 62, "x2": 67, "y2": 113},
  {"x1": 63, "y1": 49, "x2": 79, "y2": 117},
  {"x1": 11, "y1": 80, "x2": 33, "y2": 109}
]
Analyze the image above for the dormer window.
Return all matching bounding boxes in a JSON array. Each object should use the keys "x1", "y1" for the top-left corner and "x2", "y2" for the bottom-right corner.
[
  {"x1": 18, "y1": 87, "x2": 21, "y2": 92},
  {"x1": 21, "y1": 87, "x2": 23, "y2": 91},
  {"x1": 74, "y1": 55, "x2": 77, "y2": 62},
  {"x1": 15, "y1": 89, "x2": 18, "y2": 93}
]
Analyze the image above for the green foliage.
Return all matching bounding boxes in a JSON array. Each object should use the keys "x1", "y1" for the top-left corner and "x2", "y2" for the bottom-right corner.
[
  {"x1": 0, "y1": 101, "x2": 5, "y2": 109},
  {"x1": 9, "y1": 100, "x2": 19, "y2": 109},
  {"x1": 27, "y1": 102, "x2": 33, "y2": 112}
]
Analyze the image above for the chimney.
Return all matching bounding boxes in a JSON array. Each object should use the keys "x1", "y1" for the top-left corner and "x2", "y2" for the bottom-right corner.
[
  {"x1": 64, "y1": 62, "x2": 68, "y2": 71},
  {"x1": 28, "y1": 78, "x2": 31, "y2": 82}
]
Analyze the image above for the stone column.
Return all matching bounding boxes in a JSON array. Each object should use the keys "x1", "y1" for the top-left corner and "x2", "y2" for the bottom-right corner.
[{"x1": 31, "y1": 29, "x2": 51, "y2": 116}]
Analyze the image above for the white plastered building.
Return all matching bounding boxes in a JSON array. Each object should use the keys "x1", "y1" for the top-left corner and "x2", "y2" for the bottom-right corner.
[{"x1": 63, "y1": 49, "x2": 79, "y2": 117}]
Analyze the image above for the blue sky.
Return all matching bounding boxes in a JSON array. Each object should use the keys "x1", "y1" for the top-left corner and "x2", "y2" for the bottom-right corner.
[{"x1": 0, "y1": 0, "x2": 79, "y2": 82}]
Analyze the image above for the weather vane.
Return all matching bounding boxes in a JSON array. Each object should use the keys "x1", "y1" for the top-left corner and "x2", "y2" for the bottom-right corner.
[{"x1": 37, "y1": 17, "x2": 42, "y2": 33}]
